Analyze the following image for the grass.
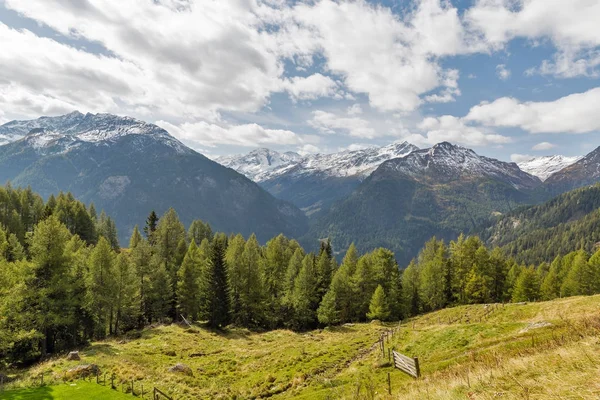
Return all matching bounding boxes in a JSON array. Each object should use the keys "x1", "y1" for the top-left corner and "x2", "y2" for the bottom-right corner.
[
  {"x1": 4, "y1": 295, "x2": 600, "y2": 399},
  {"x1": 0, "y1": 381, "x2": 132, "y2": 399}
]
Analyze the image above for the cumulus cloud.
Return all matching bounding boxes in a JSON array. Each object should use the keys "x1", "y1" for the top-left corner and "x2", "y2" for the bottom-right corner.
[
  {"x1": 347, "y1": 104, "x2": 363, "y2": 116},
  {"x1": 496, "y1": 64, "x2": 511, "y2": 80},
  {"x1": 309, "y1": 110, "x2": 376, "y2": 139},
  {"x1": 510, "y1": 154, "x2": 534, "y2": 163},
  {"x1": 532, "y1": 142, "x2": 556, "y2": 151},
  {"x1": 466, "y1": 0, "x2": 600, "y2": 78},
  {"x1": 156, "y1": 120, "x2": 304, "y2": 149},
  {"x1": 405, "y1": 115, "x2": 512, "y2": 147},
  {"x1": 282, "y1": 74, "x2": 340, "y2": 101},
  {"x1": 465, "y1": 87, "x2": 600, "y2": 134}
]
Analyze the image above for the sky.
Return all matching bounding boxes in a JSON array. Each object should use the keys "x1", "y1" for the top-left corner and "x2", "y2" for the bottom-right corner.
[{"x1": 0, "y1": 0, "x2": 599, "y2": 162}]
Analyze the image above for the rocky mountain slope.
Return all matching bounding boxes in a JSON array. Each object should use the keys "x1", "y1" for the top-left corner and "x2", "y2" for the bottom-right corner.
[
  {"x1": 544, "y1": 146, "x2": 600, "y2": 194},
  {"x1": 0, "y1": 112, "x2": 307, "y2": 244}
]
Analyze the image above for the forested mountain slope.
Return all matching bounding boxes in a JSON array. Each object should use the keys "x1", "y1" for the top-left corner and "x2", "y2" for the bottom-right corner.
[
  {"x1": 0, "y1": 112, "x2": 307, "y2": 244},
  {"x1": 308, "y1": 142, "x2": 542, "y2": 264},
  {"x1": 480, "y1": 184, "x2": 600, "y2": 264}
]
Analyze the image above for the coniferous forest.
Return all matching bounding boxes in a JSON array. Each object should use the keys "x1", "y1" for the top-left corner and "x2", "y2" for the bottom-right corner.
[{"x1": 2, "y1": 183, "x2": 600, "y2": 369}]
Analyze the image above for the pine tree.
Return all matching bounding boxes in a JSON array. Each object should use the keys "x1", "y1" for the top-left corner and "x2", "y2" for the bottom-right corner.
[
  {"x1": 402, "y1": 260, "x2": 421, "y2": 316},
  {"x1": 87, "y1": 237, "x2": 117, "y2": 337},
  {"x1": 177, "y1": 242, "x2": 202, "y2": 321},
  {"x1": 148, "y1": 259, "x2": 172, "y2": 322},
  {"x1": 290, "y1": 254, "x2": 319, "y2": 329},
  {"x1": 262, "y1": 234, "x2": 290, "y2": 328},
  {"x1": 512, "y1": 267, "x2": 540, "y2": 302},
  {"x1": 561, "y1": 250, "x2": 591, "y2": 296},
  {"x1": 129, "y1": 225, "x2": 143, "y2": 249},
  {"x1": 201, "y1": 234, "x2": 230, "y2": 329},
  {"x1": 188, "y1": 220, "x2": 213, "y2": 245},
  {"x1": 367, "y1": 285, "x2": 390, "y2": 321},
  {"x1": 144, "y1": 210, "x2": 159, "y2": 244},
  {"x1": 113, "y1": 253, "x2": 139, "y2": 334},
  {"x1": 419, "y1": 238, "x2": 447, "y2": 311},
  {"x1": 25, "y1": 216, "x2": 73, "y2": 355}
]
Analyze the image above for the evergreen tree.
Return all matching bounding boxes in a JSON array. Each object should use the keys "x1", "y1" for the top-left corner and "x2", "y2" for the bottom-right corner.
[
  {"x1": 201, "y1": 234, "x2": 230, "y2": 329},
  {"x1": 25, "y1": 216, "x2": 73, "y2": 355},
  {"x1": 367, "y1": 285, "x2": 391, "y2": 321},
  {"x1": 512, "y1": 267, "x2": 540, "y2": 302},
  {"x1": 290, "y1": 254, "x2": 319, "y2": 329},
  {"x1": 188, "y1": 220, "x2": 213, "y2": 245},
  {"x1": 402, "y1": 260, "x2": 420, "y2": 316},
  {"x1": 144, "y1": 210, "x2": 159, "y2": 244},
  {"x1": 148, "y1": 259, "x2": 172, "y2": 322},
  {"x1": 561, "y1": 250, "x2": 591, "y2": 296},
  {"x1": 177, "y1": 242, "x2": 202, "y2": 321},
  {"x1": 113, "y1": 253, "x2": 139, "y2": 334},
  {"x1": 87, "y1": 237, "x2": 117, "y2": 337},
  {"x1": 418, "y1": 238, "x2": 448, "y2": 311},
  {"x1": 129, "y1": 225, "x2": 143, "y2": 249}
]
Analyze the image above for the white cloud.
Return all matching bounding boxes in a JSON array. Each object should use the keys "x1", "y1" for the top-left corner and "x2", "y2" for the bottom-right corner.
[
  {"x1": 532, "y1": 142, "x2": 556, "y2": 151},
  {"x1": 309, "y1": 110, "x2": 376, "y2": 139},
  {"x1": 510, "y1": 154, "x2": 534, "y2": 163},
  {"x1": 466, "y1": 0, "x2": 600, "y2": 78},
  {"x1": 341, "y1": 143, "x2": 372, "y2": 152},
  {"x1": 347, "y1": 104, "x2": 363, "y2": 116},
  {"x1": 406, "y1": 115, "x2": 512, "y2": 147},
  {"x1": 282, "y1": 73, "x2": 340, "y2": 101},
  {"x1": 465, "y1": 87, "x2": 600, "y2": 134},
  {"x1": 297, "y1": 144, "x2": 320, "y2": 155},
  {"x1": 275, "y1": 0, "x2": 469, "y2": 112},
  {"x1": 156, "y1": 120, "x2": 304, "y2": 149},
  {"x1": 1, "y1": 1, "x2": 282, "y2": 121},
  {"x1": 496, "y1": 64, "x2": 511, "y2": 80}
]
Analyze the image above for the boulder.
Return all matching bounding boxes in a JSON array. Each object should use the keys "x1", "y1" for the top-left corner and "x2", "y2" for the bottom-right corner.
[
  {"x1": 67, "y1": 351, "x2": 81, "y2": 361},
  {"x1": 65, "y1": 364, "x2": 100, "y2": 379},
  {"x1": 168, "y1": 363, "x2": 193, "y2": 376}
]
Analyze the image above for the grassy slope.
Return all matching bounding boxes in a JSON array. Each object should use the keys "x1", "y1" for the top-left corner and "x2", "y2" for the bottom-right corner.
[
  {"x1": 5, "y1": 296, "x2": 600, "y2": 399},
  {"x1": 0, "y1": 381, "x2": 132, "y2": 399}
]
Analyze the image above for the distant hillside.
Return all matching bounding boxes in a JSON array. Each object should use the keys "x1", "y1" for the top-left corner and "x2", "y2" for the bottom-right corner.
[{"x1": 480, "y1": 184, "x2": 600, "y2": 264}]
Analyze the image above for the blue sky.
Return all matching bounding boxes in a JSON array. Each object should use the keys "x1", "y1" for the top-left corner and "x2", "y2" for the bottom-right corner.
[{"x1": 0, "y1": 0, "x2": 599, "y2": 162}]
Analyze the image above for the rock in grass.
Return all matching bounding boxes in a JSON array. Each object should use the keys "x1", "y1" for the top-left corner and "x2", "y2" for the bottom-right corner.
[
  {"x1": 168, "y1": 363, "x2": 193, "y2": 376},
  {"x1": 65, "y1": 364, "x2": 100, "y2": 379},
  {"x1": 67, "y1": 351, "x2": 81, "y2": 361}
]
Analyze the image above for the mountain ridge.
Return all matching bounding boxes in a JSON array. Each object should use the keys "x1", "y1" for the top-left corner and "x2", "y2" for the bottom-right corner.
[{"x1": 0, "y1": 112, "x2": 308, "y2": 244}]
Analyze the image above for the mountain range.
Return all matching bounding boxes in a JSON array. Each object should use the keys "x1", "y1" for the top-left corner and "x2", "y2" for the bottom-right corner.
[
  {"x1": 2, "y1": 111, "x2": 600, "y2": 263},
  {"x1": 0, "y1": 112, "x2": 307, "y2": 244},
  {"x1": 218, "y1": 142, "x2": 418, "y2": 214}
]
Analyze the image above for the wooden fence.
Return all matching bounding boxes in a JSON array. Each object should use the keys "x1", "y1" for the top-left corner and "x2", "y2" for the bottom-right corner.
[{"x1": 392, "y1": 351, "x2": 420, "y2": 378}]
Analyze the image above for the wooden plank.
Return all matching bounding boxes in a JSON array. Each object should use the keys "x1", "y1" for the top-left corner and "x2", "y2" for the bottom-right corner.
[{"x1": 392, "y1": 350, "x2": 420, "y2": 378}]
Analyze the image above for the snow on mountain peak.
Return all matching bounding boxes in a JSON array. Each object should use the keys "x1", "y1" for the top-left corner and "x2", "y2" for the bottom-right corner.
[
  {"x1": 0, "y1": 112, "x2": 189, "y2": 154},
  {"x1": 517, "y1": 155, "x2": 583, "y2": 181},
  {"x1": 382, "y1": 142, "x2": 541, "y2": 190},
  {"x1": 218, "y1": 141, "x2": 419, "y2": 182}
]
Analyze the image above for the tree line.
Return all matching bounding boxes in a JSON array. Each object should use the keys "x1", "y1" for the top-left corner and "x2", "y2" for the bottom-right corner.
[{"x1": 2, "y1": 183, "x2": 600, "y2": 368}]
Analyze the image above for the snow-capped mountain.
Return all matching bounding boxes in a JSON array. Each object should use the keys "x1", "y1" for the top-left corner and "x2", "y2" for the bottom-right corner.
[
  {"x1": 380, "y1": 142, "x2": 541, "y2": 190},
  {"x1": 219, "y1": 141, "x2": 419, "y2": 183},
  {"x1": 545, "y1": 146, "x2": 600, "y2": 193},
  {"x1": 0, "y1": 111, "x2": 188, "y2": 154},
  {"x1": 309, "y1": 142, "x2": 543, "y2": 265},
  {"x1": 517, "y1": 155, "x2": 583, "y2": 181},
  {"x1": 219, "y1": 141, "x2": 419, "y2": 214},
  {"x1": 0, "y1": 112, "x2": 307, "y2": 244},
  {"x1": 217, "y1": 148, "x2": 303, "y2": 182}
]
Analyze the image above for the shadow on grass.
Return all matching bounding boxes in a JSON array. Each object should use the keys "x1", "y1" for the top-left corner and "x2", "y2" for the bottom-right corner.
[
  {"x1": 83, "y1": 343, "x2": 117, "y2": 357},
  {"x1": 0, "y1": 386, "x2": 54, "y2": 400}
]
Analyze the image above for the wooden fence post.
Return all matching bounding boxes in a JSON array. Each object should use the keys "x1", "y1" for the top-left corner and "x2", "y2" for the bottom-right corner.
[
  {"x1": 388, "y1": 348, "x2": 391, "y2": 363},
  {"x1": 40, "y1": 372, "x2": 44, "y2": 386},
  {"x1": 111, "y1": 374, "x2": 115, "y2": 390},
  {"x1": 387, "y1": 372, "x2": 391, "y2": 395},
  {"x1": 154, "y1": 387, "x2": 157, "y2": 400},
  {"x1": 131, "y1": 379, "x2": 134, "y2": 396},
  {"x1": 141, "y1": 383, "x2": 144, "y2": 399},
  {"x1": 414, "y1": 357, "x2": 421, "y2": 378}
]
